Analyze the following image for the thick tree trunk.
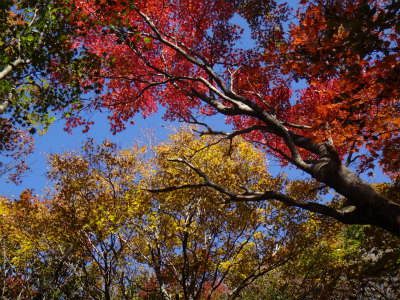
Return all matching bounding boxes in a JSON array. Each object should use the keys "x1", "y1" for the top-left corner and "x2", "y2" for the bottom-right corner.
[
  {"x1": 311, "y1": 158, "x2": 400, "y2": 236},
  {"x1": 287, "y1": 131, "x2": 400, "y2": 235}
]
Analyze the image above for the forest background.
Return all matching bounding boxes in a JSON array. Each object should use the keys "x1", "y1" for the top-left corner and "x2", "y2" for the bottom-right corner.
[{"x1": 1, "y1": 0, "x2": 400, "y2": 299}]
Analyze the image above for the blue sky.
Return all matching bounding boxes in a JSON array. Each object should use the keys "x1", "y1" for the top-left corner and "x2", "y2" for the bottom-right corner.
[
  {"x1": 1, "y1": 105, "x2": 388, "y2": 198},
  {"x1": 0, "y1": 110, "x2": 167, "y2": 196}
]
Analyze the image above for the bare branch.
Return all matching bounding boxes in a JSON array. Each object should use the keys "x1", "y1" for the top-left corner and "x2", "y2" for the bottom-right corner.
[
  {"x1": 282, "y1": 122, "x2": 312, "y2": 129},
  {"x1": 345, "y1": 140, "x2": 359, "y2": 167},
  {"x1": 169, "y1": 157, "x2": 238, "y2": 197},
  {"x1": 144, "y1": 183, "x2": 209, "y2": 193},
  {"x1": 240, "y1": 89, "x2": 275, "y2": 113},
  {"x1": 0, "y1": 58, "x2": 25, "y2": 81},
  {"x1": 144, "y1": 156, "x2": 365, "y2": 226}
]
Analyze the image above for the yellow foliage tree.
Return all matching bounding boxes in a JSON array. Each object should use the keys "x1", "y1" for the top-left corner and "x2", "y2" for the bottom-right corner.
[{"x1": 3, "y1": 127, "x2": 397, "y2": 300}]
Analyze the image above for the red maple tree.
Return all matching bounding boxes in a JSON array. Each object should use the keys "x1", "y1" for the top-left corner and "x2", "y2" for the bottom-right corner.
[{"x1": 60, "y1": 0, "x2": 400, "y2": 235}]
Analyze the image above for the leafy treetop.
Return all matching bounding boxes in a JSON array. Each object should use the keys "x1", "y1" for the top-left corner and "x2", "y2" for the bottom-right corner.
[{"x1": 58, "y1": 0, "x2": 400, "y2": 235}]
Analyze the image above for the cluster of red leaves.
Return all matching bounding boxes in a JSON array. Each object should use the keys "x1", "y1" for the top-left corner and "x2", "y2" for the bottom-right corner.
[
  {"x1": 287, "y1": 0, "x2": 400, "y2": 177},
  {"x1": 61, "y1": 0, "x2": 399, "y2": 178},
  {"x1": 67, "y1": 0, "x2": 240, "y2": 133}
]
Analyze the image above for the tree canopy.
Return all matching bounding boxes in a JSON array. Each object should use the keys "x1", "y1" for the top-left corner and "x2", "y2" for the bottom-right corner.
[
  {"x1": 0, "y1": 0, "x2": 91, "y2": 181},
  {"x1": 49, "y1": 0, "x2": 400, "y2": 235},
  {"x1": 2, "y1": 129, "x2": 399, "y2": 300},
  {"x1": 1, "y1": 0, "x2": 400, "y2": 298}
]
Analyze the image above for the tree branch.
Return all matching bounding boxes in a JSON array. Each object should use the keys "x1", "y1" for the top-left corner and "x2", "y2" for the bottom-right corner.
[{"x1": 144, "y1": 157, "x2": 369, "y2": 226}]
